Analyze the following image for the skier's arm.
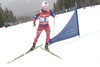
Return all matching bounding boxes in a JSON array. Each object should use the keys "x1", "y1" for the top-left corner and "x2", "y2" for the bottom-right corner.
[
  {"x1": 50, "y1": 10, "x2": 55, "y2": 18},
  {"x1": 33, "y1": 12, "x2": 40, "y2": 26},
  {"x1": 33, "y1": 12, "x2": 40, "y2": 22}
]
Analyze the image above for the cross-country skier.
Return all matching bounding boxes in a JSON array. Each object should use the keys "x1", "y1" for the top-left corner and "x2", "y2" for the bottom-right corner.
[{"x1": 29, "y1": 1, "x2": 55, "y2": 51}]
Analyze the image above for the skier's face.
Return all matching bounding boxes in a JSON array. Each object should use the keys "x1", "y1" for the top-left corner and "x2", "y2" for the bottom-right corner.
[{"x1": 42, "y1": 6, "x2": 48, "y2": 11}]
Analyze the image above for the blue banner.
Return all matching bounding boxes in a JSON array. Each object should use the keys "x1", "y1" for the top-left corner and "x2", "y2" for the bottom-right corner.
[{"x1": 50, "y1": 10, "x2": 80, "y2": 44}]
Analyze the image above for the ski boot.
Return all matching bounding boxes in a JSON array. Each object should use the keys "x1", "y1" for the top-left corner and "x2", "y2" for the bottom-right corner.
[
  {"x1": 45, "y1": 43, "x2": 49, "y2": 51},
  {"x1": 29, "y1": 43, "x2": 35, "y2": 51}
]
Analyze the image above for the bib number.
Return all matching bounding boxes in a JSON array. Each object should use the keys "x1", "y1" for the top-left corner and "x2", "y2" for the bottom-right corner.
[
  {"x1": 44, "y1": 18, "x2": 46, "y2": 22},
  {"x1": 39, "y1": 17, "x2": 49, "y2": 22}
]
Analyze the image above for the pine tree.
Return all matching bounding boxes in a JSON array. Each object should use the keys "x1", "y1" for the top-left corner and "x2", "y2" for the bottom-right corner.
[
  {"x1": 0, "y1": 6, "x2": 4, "y2": 27},
  {"x1": 3, "y1": 8, "x2": 16, "y2": 23},
  {"x1": 53, "y1": 2, "x2": 56, "y2": 13}
]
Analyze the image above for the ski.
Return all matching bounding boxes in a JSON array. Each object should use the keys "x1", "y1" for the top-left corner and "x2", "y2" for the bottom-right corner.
[
  {"x1": 40, "y1": 47, "x2": 62, "y2": 59},
  {"x1": 7, "y1": 44, "x2": 43, "y2": 64}
]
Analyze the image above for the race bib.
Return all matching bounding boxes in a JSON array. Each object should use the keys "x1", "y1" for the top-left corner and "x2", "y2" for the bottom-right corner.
[{"x1": 39, "y1": 17, "x2": 49, "y2": 22}]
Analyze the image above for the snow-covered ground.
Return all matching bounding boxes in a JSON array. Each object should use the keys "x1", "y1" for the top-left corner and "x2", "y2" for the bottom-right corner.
[{"x1": 0, "y1": 5, "x2": 100, "y2": 67}]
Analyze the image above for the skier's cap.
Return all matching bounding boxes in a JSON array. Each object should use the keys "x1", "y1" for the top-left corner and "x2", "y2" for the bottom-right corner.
[{"x1": 42, "y1": 1, "x2": 49, "y2": 7}]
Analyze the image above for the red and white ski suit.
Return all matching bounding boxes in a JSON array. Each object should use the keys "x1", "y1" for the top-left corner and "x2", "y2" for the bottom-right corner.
[{"x1": 33, "y1": 9, "x2": 55, "y2": 44}]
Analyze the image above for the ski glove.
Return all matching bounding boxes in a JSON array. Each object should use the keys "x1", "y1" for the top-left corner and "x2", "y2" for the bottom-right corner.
[{"x1": 33, "y1": 22, "x2": 36, "y2": 26}]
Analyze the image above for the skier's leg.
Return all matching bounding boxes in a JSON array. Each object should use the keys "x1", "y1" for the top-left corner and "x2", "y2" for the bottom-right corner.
[
  {"x1": 44, "y1": 24, "x2": 50, "y2": 43},
  {"x1": 33, "y1": 25, "x2": 43, "y2": 45},
  {"x1": 29, "y1": 25, "x2": 43, "y2": 51},
  {"x1": 44, "y1": 24, "x2": 50, "y2": 50}
]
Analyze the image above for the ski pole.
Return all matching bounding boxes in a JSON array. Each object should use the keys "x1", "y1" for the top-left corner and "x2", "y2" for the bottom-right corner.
[
  {"x1": 53, "y1": 16, "x2": 57, "y2": 35},
  {"x1": 34, "y1": 26, "x2": 37, "y2": 34},
  {"x1": 34, "y1": 26, "x2": 36, "y2": 31},
  {"x1": 33, "y1": 22, "x2": 37, "y2": 31}
]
